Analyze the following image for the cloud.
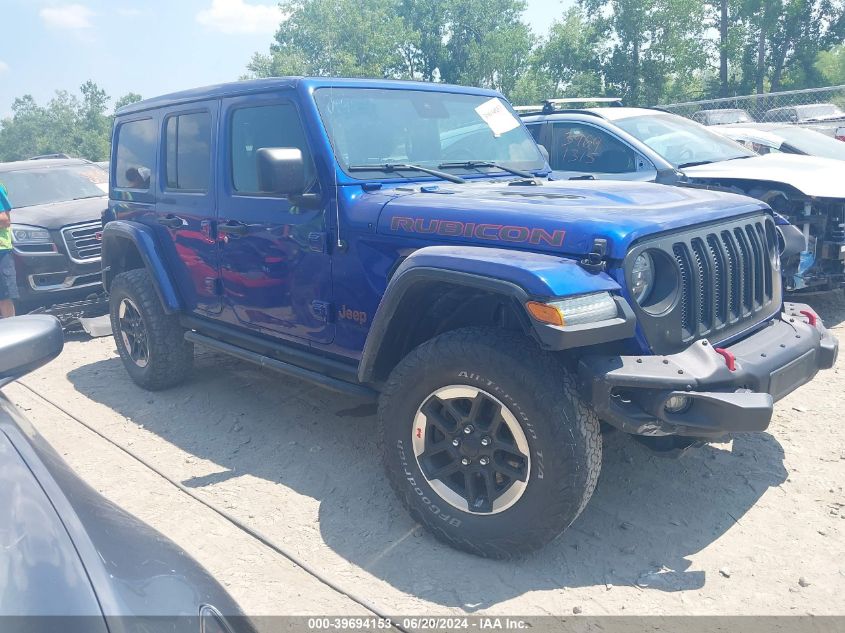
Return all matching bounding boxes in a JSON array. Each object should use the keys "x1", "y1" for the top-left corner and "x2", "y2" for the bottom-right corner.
[
  {"x1": 0, "y1": 61, "x2": 8, "y2": 75},
  {"x1": 40, "y1": 4, "x2": 95, "y2": 29},
  {"x1": 196, "y1": 0, "x2": 283, "y2": 34}
]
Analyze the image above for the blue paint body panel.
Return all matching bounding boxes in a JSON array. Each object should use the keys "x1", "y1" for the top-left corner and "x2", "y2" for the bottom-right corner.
[{"x1": 105, "y1": 77, "x2": 774, "y2": 363}]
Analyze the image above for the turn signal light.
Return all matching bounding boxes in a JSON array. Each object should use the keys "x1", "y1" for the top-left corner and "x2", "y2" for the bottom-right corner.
[{"x1": 526, "y1": 301, "x2": 564, "y2": 326}]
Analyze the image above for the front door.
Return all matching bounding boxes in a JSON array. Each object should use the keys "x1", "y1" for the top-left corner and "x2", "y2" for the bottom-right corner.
[
  {"x1": 216, "y1": 93, "x2": 334, "y2": 344},
  {"x1": 549, "y1": 121, "x2": 657, "y2": 181}
]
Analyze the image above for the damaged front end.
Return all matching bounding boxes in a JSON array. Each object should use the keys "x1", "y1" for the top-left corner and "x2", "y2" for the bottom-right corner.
[{"x1": 755, "y1": 190, "x2": 845, "y2": 293}]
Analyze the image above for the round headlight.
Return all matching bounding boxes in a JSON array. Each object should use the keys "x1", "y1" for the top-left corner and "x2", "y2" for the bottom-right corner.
[{"x1": 631, "y1": 252, "x2": 655, "y2": 304}]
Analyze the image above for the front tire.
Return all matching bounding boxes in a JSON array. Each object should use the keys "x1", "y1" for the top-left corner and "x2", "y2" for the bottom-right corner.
[
  {"x1": 379, "y1": 327, "x2": 601, "y2": 558},
  {"x1": 109, "y1": 269, "x2": 193, "y2": 391}
]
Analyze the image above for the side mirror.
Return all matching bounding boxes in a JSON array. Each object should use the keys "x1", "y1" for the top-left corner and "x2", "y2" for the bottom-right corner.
[
  {"x1": 257, "y1": 148, "x2": 306, "y2": 196},
  {"x1": 0, "y1": 316, "x2": 64, "y2": 385}
]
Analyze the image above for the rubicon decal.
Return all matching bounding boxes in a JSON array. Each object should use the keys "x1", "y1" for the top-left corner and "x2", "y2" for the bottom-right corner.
[{"x1": 390, "y1": 216, "x2": 565, "y2": 247}]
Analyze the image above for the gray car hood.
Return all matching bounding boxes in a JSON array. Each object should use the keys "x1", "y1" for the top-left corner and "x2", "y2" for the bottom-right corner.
[
  {"x1": 683, "y1": 153, "x2": 845, "y2": 198},
  {"x1": 10, "y1": 196, "x2": 106, "y2": 230}
]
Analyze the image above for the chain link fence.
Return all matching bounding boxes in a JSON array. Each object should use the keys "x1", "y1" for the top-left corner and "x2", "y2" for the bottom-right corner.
[{"x1": 659, "y1": 85, "x2": 845, "y2": 126}]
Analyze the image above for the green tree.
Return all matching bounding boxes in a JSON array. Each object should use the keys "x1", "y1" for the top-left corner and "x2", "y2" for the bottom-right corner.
[
  {"x1": 580, "y1": 0, "x2": 709, "y2": 105},
  {"x1": 248, "y1": 0, "x2": 417, "y2": 78},
  {"x1": 115, "y1": 92, "x2": 143, "y2": 111},
  {"x1": 0, "y1": 81, "x2": 128, "y2": 162},
  {"x1": 530, "y1": 8, "x2": 604, "y2": 100}
]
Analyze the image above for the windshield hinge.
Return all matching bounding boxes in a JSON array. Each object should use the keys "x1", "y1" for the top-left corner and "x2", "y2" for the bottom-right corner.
[{"x1": 581, "y1": 238, "x2": 608, "y2": 273}]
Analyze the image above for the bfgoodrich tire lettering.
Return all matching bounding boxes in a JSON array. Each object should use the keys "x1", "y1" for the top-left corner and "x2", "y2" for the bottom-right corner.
[
  {"x1": 109, "y1": 269, "x2": 193, "y2": 391},
  {"x1": 379, "y1": 327, "x2": 602, "y2": 558}
]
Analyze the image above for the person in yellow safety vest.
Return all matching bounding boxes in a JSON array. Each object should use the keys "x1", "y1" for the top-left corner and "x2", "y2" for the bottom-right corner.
[{"x1": 0, "y1": 183, "x2": 17, "y2": 318}]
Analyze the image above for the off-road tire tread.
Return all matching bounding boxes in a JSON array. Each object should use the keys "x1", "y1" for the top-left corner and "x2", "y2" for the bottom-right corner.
[
  {"x1": 110, "y1": 269, "x2": 193, "y2": 391},
  {"x1": 378, "y1": 327, "x2": 601, "y2": 558}
]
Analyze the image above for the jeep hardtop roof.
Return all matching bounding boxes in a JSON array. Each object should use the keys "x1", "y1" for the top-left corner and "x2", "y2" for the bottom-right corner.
[{"x1": 116, "y1": 77, "x2": 505, "y2": 116}]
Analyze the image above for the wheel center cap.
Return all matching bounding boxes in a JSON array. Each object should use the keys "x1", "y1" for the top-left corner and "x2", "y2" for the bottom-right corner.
[{"x1": 460, "y1": 435, "x2": 483, "y2": 458}]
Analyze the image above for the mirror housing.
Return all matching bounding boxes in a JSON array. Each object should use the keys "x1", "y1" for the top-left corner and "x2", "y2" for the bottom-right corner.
[
  {"x1": 0, "y1": 316, "x2": 64, "y2": 385},
  {"x1": 257, "y1": 148, "x2": 306, "y2": 196}
]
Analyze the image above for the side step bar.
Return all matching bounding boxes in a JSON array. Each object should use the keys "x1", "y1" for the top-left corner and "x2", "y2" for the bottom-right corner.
[{"x1": 184, "y1": 331, "x2": 378, "y2": 400}]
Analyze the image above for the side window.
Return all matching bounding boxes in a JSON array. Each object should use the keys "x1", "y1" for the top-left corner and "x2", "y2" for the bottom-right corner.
[
  {"x1": 550, "y1": 123, "x2": 637, "y2": 174},
  {"x1": 164, "y1": 111, "x2": 211, "y2": 191},
  {"x1": 526, "y1": 123, "x2": 543, "y2": 143},
  {"x1": 115, "y1": 118, "x2": 156, "y2": 189},
  {"x1": 230, "y1": 103, "x2": 314, "y2": 195}
]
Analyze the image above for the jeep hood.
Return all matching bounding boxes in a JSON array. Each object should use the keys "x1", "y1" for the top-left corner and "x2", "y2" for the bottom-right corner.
[
  {"x1": 683, "y1": 154, "x2": 845, "y2": 199},
  {"x1": 376, "y1": 180, "x2": 767, "y2": 259},
  {"x1": 11, "y1": 196, "x2": 106, "y2": 230}
]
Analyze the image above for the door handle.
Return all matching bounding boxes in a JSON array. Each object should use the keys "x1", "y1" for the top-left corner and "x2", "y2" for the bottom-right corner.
[
  {"x1": 158, "y1": 215, "x2": 185, "y2": 228},
  {"x1": 218, "y1": 220, "x2": 254, "y2": 236}
]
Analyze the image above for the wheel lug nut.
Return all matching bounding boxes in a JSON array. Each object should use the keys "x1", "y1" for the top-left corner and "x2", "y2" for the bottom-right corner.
[
  {"x1": 461, "y1": 457, "x2": 471, "y2": 466},
  {"x1": 479, "y1": 456, "x2": 490, "y2": 466},
  {"x1": 463, "y1": 425, "x2": 474, "y2": 435},
  {"x1": 452, "y1": 438, "x2": 461, "y2": 447},
  {"x1": 480, "y1": 436, "x2": 491, "y2": 446}
]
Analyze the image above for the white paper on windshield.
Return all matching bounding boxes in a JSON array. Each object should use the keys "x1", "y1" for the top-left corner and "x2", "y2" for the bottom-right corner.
[{"x1": 475, "y1": 98, "x2": 520, "y2": 137}]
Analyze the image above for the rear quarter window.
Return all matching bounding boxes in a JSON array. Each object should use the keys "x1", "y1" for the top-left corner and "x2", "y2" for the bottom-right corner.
[{"x1": 115, "y1": 118, "x2": 157, "y2": 189}]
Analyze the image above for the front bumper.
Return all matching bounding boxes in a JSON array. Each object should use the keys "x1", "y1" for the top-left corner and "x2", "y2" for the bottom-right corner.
[
  {"x1": 578, "y1": 302, "x2": 838, "y2": 437},
  {"x1": 13, "y1": 229, "x2": 102, "y2": 310}
]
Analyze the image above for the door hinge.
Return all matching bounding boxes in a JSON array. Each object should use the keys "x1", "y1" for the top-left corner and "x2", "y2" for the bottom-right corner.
[{"x1": 311, "y1": 300, "x2": 334, "y2": 323}]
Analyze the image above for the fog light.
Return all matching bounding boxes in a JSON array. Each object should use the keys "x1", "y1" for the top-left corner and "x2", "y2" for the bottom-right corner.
[{"x1": 664, "y1": 394, "x2": 692, "y2": 414}]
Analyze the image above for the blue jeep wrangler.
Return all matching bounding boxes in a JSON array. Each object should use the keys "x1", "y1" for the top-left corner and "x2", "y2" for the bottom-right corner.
[{"x1": 102, "y1": 78, "x2": 838, "y2": 557}]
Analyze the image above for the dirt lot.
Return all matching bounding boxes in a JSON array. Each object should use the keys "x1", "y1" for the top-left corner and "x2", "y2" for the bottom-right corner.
[{"x1": 5, "y1": 292, "x2": 845, "y2": 617}]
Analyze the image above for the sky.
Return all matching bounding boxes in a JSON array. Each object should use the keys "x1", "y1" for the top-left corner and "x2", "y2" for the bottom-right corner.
[{"x1": 0, "y1": 0, "x2": 575, "y2": 118}]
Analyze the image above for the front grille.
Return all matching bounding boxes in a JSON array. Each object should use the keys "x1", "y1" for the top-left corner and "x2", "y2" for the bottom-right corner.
[
  {"x1": 61, "y1": 221, "x2": 102, "y2": 263},
  {"x1": 628, "y1": 214, "x2": 780, "y2": 354}
]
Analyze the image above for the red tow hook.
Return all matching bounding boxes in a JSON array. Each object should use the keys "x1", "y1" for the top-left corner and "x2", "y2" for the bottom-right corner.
[
  {"x1": 799, "y1": 309, "x2": 818, "y2": 327},
  {"x1": 714, "y1": 347, "x2": 737, "y2": 372}
]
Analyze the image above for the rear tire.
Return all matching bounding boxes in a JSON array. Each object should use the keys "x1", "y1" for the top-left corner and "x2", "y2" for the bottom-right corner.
[
  {"x1": 379, "y1": 327, "x2": 601, "y2": 558},
  {"x1": 109, "y1": 269, "x2": 193, "y2": 391}
]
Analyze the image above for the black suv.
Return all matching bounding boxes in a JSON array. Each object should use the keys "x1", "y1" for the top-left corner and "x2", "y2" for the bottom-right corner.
[{"x1": 0, "y1": 158, "x2": 107, "y2": 311}]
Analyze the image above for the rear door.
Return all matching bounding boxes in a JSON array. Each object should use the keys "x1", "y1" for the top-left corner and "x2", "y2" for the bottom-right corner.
[
  {"x1": 216, "y1": 93, "x2": 334, "y2": 344},
  {"x1": 155, "y1": 101, "x2": 221, "y2": 314}
]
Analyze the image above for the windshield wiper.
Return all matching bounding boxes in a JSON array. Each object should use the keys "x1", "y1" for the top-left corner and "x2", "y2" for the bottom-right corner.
[
  {"x1": 677, "y1": 160, "x2": 714, "y2": 169},
  {"x1": 438, "y1": 160, "x2": 534, "y2": 179},
  {"x1": 348, "y1": 163, "x2": 465, "y2": 184}
]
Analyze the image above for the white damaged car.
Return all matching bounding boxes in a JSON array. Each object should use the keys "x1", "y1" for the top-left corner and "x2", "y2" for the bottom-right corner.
[{"x1": 521, "y1": 105, "x2": 845, "y2": 292}]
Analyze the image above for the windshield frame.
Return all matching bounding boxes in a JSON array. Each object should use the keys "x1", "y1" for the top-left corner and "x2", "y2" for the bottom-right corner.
[
  {"x1": 0, "y1": 164, "x2": 107, "y2": 208},
  {"x1": 313, "y1": 87, "x2": 547, "y2": 182},
  {"x1": 614, "y1": 112, "x2": 756, "y2": 168}
]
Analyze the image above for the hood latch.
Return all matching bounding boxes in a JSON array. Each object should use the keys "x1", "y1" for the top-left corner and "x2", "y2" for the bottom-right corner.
[{"x1": 581, "y1": 238, "x2": 608, "y2": 273}]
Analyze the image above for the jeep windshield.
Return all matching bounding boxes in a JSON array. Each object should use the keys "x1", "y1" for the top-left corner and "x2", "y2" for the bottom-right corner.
[
  {"x1": 314, "y1": 87, "x2": 546, "y2": 179},
  {"x1": 0, "y1": 164, "x2": 106, "y2": 208},
  {"x1": 614, "y1": 112, "x2": 755, "y2": 168}
]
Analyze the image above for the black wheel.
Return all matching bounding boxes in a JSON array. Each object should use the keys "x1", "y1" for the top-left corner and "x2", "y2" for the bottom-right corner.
[
  {"x1": 109, "y1": 269, "x2": 193, "y2": 391},
  {"x1": 379, "y1": 327, "x2": 601, "y2": 558}
]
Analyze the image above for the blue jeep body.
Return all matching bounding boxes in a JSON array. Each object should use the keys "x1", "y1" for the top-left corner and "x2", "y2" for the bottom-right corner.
[{"x1": 101, "y1": 78, "x2": 837, "y2": 556}]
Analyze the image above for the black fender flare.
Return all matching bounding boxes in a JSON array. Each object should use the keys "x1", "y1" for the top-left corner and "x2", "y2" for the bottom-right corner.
[
  {"x1": 101, "y1": 220, "x2": 182, "y2": 313},
  {"x1": 357, "y1": 246, "x2": 635, "y2": 383}
]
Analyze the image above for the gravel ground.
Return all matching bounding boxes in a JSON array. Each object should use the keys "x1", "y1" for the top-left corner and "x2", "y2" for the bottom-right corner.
[{"x1": 5, "y1": 291, "x2": 845, "y2": 617}]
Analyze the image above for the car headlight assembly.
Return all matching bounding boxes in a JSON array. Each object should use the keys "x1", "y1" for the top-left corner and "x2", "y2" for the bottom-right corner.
[
  {"x1": 11, "y1": 224, "x2": 52, "y2": 245},
  {"x1": 526, "y1": 292, "x2": 619, "y2": 327},
  {"x1": 630, "y1": 252, "x2": 655, "y2": 305}
]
